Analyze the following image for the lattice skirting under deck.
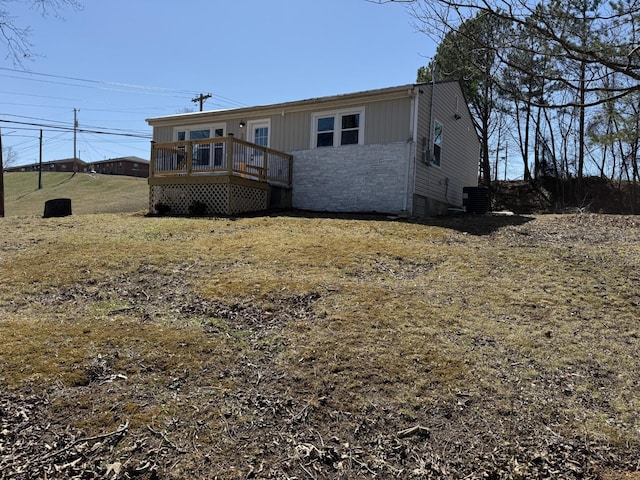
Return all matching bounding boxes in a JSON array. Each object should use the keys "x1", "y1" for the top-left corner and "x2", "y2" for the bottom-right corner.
[{"x1": 149, "y1": 181, "x2": 268, "y2": 215}]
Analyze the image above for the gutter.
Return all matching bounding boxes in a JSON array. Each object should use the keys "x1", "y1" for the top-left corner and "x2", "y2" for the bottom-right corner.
[{"x1": 146, "y1": 84, "x2": 417, "y2": 127}]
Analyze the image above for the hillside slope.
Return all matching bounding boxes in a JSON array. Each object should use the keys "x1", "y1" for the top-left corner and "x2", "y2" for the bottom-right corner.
[
  {"x1": 2, "y1": 172, "x2": 148, "y2": 216},
  {"x1": 0, "y1": 212, "x2": 639, "y2": 478}
]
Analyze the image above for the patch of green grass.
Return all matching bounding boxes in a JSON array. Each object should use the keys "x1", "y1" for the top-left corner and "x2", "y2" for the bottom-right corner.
[{"x1": 2, "y1": 171, "x2": 148, "y2": 216}]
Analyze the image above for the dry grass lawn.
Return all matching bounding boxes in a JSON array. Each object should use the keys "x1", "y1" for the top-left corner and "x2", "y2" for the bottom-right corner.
[{"x1": 0, "y1": 211, "x2": 638, "y2": 479}]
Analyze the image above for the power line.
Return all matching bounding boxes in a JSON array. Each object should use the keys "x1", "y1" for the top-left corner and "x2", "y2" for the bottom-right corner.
[
  {"x1": 80, "y1": 131, "x2": 149, "y2": 158},
  {"x1": 0, "y1": 118, "x2": 151, "y2": 139},
  {"x1": 0, "y1": 90, "x2": 84, "y2": 103},
  {"x1": 0, "y1": 68, "x2": 197, "y2": 96},
  {"x1": 77, "y1": 127, "x2": 150, "y2": 139},
  {"x1": 3, "y1": 113, "x2": 75, "y2": 127},
  {"x1": 1, "y1": 113, "x2": 151, "y2": 136},
  {"x1": 0, "y1": 67, "x2": 249, "y2": 107}
]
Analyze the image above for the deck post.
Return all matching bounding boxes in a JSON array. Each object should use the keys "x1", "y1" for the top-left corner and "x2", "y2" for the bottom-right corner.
[
  {"x1": 226, "y1": 135, "x2": 234, "y2": 175},
  {"x1": 149, "y1": 141, "x2": 156, "y2": 178},
  {"x1": 262, "y1": 151, "x2": 268, "y2": 182},
  {"x1": 186, "y1": 141, "x2": 193, "y2": 175}
]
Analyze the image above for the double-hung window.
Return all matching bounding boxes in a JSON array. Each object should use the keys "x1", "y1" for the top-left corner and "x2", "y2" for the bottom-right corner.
[
  {"x1": 313, "y1": 108, "x2": 364, "y2": 148},
  {"x1": 432, "y1": 120, "x2": 443, "y2": 167},
  {"x1": 175, "y1": 125, "x2": 226, "y2": 168},
  {"x1": 316, "y1": 116, "x2": 335, "y2": 147}
]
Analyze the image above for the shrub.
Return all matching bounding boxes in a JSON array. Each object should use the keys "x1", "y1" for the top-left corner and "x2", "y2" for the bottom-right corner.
[
  {"x1": 154, "y1": 202, "x2": 171, "y2": 215},
  {"x1": 188, "y1": 201, "x2": 208, "y2": 216}
]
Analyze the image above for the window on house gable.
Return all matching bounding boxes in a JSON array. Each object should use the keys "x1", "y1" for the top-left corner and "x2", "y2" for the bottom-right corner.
[
  {"x1": 313, "y1": 108, "x2": 364, "y2": 148},
  {"x1": 432, "y1": 120, "x2": 443, "y2": 167}
]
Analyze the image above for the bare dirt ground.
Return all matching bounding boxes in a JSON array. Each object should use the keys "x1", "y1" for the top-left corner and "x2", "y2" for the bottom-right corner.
[{"x1": 1, "y1": 213, "x2": 639, "y2": 479}]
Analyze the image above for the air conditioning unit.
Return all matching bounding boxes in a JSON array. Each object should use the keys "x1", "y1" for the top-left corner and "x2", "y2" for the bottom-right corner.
[
  {"x1": 423, "y1": 150, "x2": 435, "y2": 165},
  {"x1": 421, "y1": 137, "x2": 437, "y2": 165},
  {"x1": 463, "y1": 186, "x2": 490, "y2": 214}
]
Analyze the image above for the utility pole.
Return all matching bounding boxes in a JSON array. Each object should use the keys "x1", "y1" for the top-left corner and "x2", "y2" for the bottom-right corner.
[
  {"x1": 191, "y1": 93, "x2": 212, "y2": 112},
  {"x1": 38, "y1": 129, "x2": 43, "y2": 190},
  {"x1": 73, "y1": 108, "x2": 78, "y2": 160},
  {"x1": 0, "y1": 128, "x2": 4, "y2": 217}
]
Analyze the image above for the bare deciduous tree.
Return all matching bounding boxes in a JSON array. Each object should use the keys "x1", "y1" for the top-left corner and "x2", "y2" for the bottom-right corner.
[
  {"x1": 371, "y1": 0, "x2": 640, "y2": 108},
  {"x1": 2, "y1": 144, "x2": 17, "y2": 167},
  {"x1": 0, "y1": 0, "x2": 82, "y2": 65}
]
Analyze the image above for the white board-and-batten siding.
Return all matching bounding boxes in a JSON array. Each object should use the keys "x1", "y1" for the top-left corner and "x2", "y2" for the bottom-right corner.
[{"x1": 150, "y1": 94, "x2": 414, "y2": 150}]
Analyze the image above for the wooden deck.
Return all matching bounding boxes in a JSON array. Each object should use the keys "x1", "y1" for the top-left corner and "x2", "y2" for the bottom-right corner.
[
  {"x1": 148, "y1": 137, "x2": 292, "y2": 215},
  {"x1": 149, "y1": 136, "x2": 292, "y2": 187}
]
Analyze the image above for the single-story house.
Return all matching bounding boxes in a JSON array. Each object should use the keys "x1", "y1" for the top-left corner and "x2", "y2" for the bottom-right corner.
[
  {"x1": 6, "y1": 158, "x2": 87, "y2": 173},
  {"x1": 90, "y1": 156, "x2": 149, "y2": 177},
  {"x1": 5, "y1": 157, "x2": 149, "y2": 178},
  {"x1": 146, "y1": 81, "x2": 480, "y2": 217}
]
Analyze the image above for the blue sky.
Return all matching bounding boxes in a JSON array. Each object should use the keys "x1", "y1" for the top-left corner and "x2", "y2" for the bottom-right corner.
[{"x1": 1, "y1": 0, "x2": 434, "y2": 166}]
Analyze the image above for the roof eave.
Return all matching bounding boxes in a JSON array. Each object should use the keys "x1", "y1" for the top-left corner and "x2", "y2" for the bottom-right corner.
[{"x1": 146, "y1": 84, "x2": 418, "y2": 126}]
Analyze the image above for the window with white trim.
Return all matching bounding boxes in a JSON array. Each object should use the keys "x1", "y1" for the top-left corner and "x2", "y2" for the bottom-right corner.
[
  {"x1": 253, "y1": 126, "x2": 269, "y2": 147},
  {"x1": 175, "y1": 124, "x2": 226, "y2": 167},
  {"x1": 312, "y1": 108, "x2": 364, "y2": 148},
  {"x1": 432, "y1": 120, "x2": 443, "y2": 167}
]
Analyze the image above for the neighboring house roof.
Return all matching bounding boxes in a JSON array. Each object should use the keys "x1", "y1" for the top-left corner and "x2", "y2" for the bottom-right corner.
[
  {"x1": 42, "y1": 158, "x2": 87, "y2": 165},
  {"x1": 91, "y1": 156, "x2": 149, "y2": 165},
  {"x1": 6, "y1": 156, "x2": 150, "y2": 171},
  {"x1": 5, "y1": 158, "x2": 86, "y2": 171}
]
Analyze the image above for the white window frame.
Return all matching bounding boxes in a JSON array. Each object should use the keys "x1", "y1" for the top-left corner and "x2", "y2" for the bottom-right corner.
[
  {"x1": 432, "y1": 119, "x2": 443, "y2": 167},
  {"x1": 247, "y1": 119, "x2": 271, "y2": 148},
  {"x1": 311, "y1": 107, "x2": 365, "y2": 149},
  {"x1": 174, "y1": 123, "x2": 227, "y2": 168},
  {"x1": 174, "y1": 123, "x2": 226, "y2": 142}
]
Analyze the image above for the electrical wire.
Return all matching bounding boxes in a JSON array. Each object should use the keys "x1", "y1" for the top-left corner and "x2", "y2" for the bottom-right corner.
[
  {"x1": 0, "y1": 118, "x2": 151, "y2": 138},
  {"x1": 0, "y1": 67, "x2": 248, "y2": 107},
  {"x1": 0, "y1": 67, "x2": 193, "y2": 98},
  {"x1": 0, "y1": 67, "x2": 248, "y2": 164},
  {"x1": 3, "y1": 113, "x2": 75, "y2": 127}
]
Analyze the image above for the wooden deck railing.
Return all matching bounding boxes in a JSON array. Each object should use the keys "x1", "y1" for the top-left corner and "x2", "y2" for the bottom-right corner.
[{"x1": 150, "y1": 136, "x2": 292, "y2": 187}]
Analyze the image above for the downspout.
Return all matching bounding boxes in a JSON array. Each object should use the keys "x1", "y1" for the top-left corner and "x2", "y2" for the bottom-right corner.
[
  {"x1": 405, "y1": 86, "x2": 419, "y2": 213},
  {"x1": 428, "y1": 64, "x2": 436, "y2": 162},
  {"x1": 426, "y1": 65, "x2": 437, "y2": 214}
]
